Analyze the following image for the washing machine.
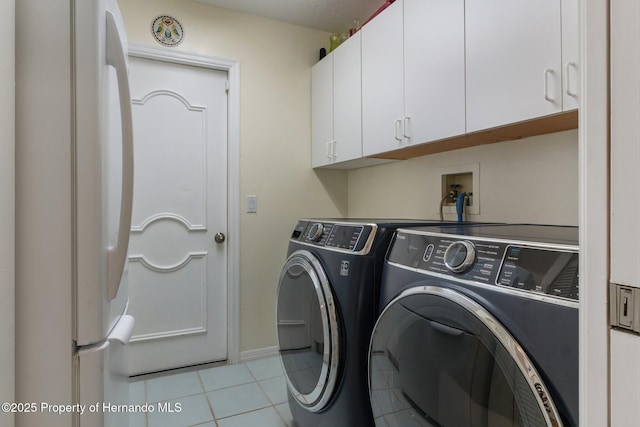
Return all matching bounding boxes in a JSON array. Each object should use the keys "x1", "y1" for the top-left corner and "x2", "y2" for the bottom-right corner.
[
  {"x1": 276, "y1": 219, "x2": 487, "y2": 427},
  {"x1": 369, "y1": 224, "x2": 579, "y2": 427}
]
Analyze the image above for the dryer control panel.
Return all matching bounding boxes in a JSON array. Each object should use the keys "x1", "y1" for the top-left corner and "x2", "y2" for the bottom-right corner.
[
  {"x1": 290, "y1": 220, "x2": 377, "y2": 254},
  {"x1": 388, "y1": 227, "x2": 579, "y2": 301}
]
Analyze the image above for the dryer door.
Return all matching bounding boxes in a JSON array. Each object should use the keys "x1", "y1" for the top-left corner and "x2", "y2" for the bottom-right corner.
[
  {"x1": 276, "y1": 250, "x2": 340, "y2": 412},
  {"x1": 369, "y1": 286, "x2": 564, "y2": 427}
]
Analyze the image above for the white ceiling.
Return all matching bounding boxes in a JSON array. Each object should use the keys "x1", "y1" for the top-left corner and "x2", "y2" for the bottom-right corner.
[{"x1": 192, "y1": 0, "x2": 383, "y2": 34}]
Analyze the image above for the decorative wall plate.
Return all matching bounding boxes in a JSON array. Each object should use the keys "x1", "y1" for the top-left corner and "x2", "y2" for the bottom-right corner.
[{"x1": 151, "y1": 15, "x2": 184, "y2": 47}]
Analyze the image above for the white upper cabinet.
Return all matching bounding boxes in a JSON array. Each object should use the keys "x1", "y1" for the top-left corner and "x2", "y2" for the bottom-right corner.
[
  {"x1": 312, "y1": 0, "x2": 579, "y2": 166},
  {"x1": 362, "y1": 0, "x2": 465, "y2": 156},
  {"x1": 311, "y1": 33, "x2": 362, "y2": 168},
  {"x1": 404, "y1": 0, "x2": 465, "y2": 145},
  {"x1": 311, "y1": 52, "x2": 334, "y2": 168},
  {"x1": 361, "y1": 0, "x2": 405, "y2": 156},
  {"x1": 562, "y1": 0, "x2": 579, "y2": 111},
  {"x1": 465, "y1": 0, "x2": 563, "y2": 132},
  {"x1": 333, "y1": 32, "x2": 363, "y2": 164}
]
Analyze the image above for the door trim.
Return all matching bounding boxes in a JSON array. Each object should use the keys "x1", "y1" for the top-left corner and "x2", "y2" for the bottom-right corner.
[{"x1": 128, "y1": 43, "x2": 241, "y2": 364}]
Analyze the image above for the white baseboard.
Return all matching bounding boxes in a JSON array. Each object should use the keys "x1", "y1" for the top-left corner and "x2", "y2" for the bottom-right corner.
[{"x1": 240, "y1": 346, "x2": 279, "y2": 363}]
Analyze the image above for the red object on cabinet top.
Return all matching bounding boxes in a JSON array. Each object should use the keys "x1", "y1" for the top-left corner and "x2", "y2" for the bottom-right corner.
[{"x1": 361, "y1": 0, "x2": 397, "y2": 28}]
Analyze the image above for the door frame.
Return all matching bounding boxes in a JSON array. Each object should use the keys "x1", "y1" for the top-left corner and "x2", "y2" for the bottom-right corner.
[
  {"x1": 577, "y1": 0, "x2": 609, "y2": 425},
  {"x1": 128, "y1": 43, "x2": 241, "y2": 364}
]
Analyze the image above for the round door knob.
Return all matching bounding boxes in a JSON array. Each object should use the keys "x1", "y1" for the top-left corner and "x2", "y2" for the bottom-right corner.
[{"x1": 215, "y1": 232, "x2": 226, "y2": 244}]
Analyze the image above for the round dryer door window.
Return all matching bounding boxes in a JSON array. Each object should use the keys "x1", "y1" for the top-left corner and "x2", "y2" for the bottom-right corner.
[
  {"x1": 369, "y1": 286, "x2": 564, "y2": 427},
  {"x1": 276, "y1": 250, "x2": 340, "y2": 412}
]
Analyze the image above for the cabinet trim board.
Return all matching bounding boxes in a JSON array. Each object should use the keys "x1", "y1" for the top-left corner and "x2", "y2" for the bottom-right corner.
[{"x1": 368, "y1": 110, "x2": 578, "y2": 161}]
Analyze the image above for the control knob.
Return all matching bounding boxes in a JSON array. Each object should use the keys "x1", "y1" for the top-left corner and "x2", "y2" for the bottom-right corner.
[
  {"x1": 443, "y1": 240, "x2": 476, "y2": 273},
  {"x1": 307, "y1": 223, "x2": 325, "y2": 242}
]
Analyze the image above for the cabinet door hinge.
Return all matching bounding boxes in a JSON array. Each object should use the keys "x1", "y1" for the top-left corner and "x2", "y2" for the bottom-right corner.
[{"x1": 225, "y1": 80, "x2": 230, "y2": 92}]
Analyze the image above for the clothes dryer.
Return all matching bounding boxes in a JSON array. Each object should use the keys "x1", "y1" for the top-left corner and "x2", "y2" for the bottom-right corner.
[
  {"x1": 370, "y1": 224, "x2": 579, "y2": 427},
  {"x1": 276, "y1": 219, "x2": 485, "y2": 427}
]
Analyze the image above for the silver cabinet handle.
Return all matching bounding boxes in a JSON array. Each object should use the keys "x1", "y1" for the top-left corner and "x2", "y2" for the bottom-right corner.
[
  {"x1": 215, "y1": 233, "x2": 226, "y2": 244},
  {"x1": 544, "y1": 68, "x2": 555, "y2": 102},
  {"x1": 566, "y1": 62, "x2": 578, "y2": 98},
  {"x1": 403, "y1": 116, "x2": 411, "y2": 139}
]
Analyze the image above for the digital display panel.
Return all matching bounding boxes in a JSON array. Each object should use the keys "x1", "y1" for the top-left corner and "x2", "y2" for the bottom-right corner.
[
  {"x1": 325, "y1": 225, "x2": 364, "y2": 251},
  {"x1": 497, "y1": 246, "x2": 579, "y2": 299},
  {"x1": 387, "y1": 232, "x2": 430, "y2": 268}
]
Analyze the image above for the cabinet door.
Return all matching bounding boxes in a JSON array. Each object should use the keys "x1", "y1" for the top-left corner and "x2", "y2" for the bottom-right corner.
[
  {"x1": 311, "y1": 54, "x2": 334, "y2": 168},
  {"x1": 361, "y1": 0, "x2": 404, "y2": 156},
  {"x1": 333, "y1": 32, "x2": 362, "y2": 163},
  {"x1": 561, "y1": 0, "x2": 579, "y2": 111},
  {"x1": 404, "y1": 0, "x2": 465, "y2": 143},
  {"x1": 465, "y1": 0, "x2": 562, "y2": 132}
]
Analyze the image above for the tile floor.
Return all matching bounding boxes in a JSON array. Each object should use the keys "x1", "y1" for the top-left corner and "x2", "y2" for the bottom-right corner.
[{"x1": 128, "y1": 356, "x2": 294, "y2": 427}]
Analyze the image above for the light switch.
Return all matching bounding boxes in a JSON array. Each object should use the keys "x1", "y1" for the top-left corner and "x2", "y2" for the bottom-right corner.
[
  {"x1": 247, "y1": 195, "x2": 257, "y2": 213},
  {"x1": 619, "y1": 287, "x2": 634, "y2": 328}
]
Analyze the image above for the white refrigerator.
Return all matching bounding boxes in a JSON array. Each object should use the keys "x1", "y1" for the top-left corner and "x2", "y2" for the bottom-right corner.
[{"x1": 16, "y1": 0, "x2": 135, "y2": 426}]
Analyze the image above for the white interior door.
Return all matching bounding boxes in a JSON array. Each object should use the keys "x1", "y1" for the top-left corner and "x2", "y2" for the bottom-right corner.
[{"x1": 127, "y1": 55, "x2": 228, "y2": 375}]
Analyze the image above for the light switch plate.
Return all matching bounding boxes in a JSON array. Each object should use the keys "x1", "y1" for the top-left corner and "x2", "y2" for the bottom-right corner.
[
  {"x1": 247, "y1": 195, "x2": 257, "y2": 213},
  {"x1": 610, "y1": 283, "x2": 640, "y2": 334}
]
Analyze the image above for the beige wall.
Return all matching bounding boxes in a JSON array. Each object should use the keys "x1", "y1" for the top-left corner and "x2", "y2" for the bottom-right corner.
[
  {"x1": 0, "y1": 0, "x2": 14, "y2": 425},
  {"x1": 348, "y1": 130, "x2": 579, "y2": 226},
  {"x1": 119, "y1": 0, "x2": 346, "y2": 353}
]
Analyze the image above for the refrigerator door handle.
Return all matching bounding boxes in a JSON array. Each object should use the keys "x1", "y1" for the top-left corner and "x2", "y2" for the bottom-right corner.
[
  {"x1": 105, "y1": 11, "x2": 135, "y2": 300},
  {"x1": 77, "y1": 314, "x2": 136, "y2": 357}
]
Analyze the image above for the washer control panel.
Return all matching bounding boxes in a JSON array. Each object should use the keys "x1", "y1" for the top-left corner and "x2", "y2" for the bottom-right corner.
[
  {"x1": 290, "y1": 220, "x2": 376, "y2": 254},
  {"x1": 388, "y1": 229, "x2": 579, "y2": 301}
]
